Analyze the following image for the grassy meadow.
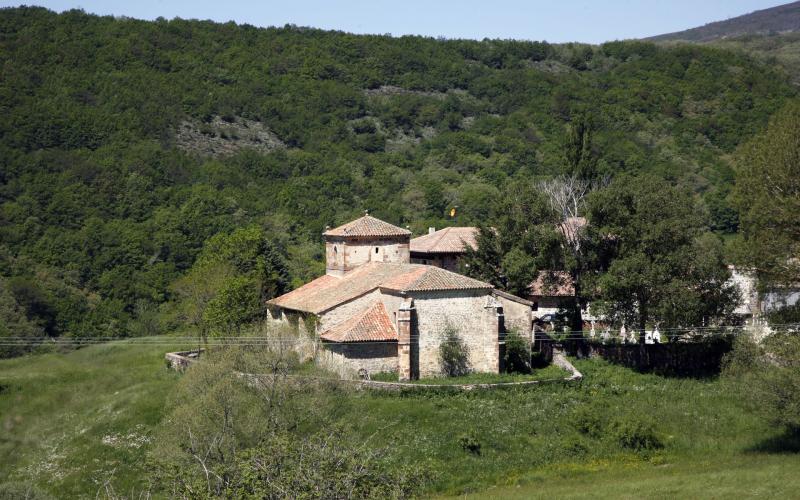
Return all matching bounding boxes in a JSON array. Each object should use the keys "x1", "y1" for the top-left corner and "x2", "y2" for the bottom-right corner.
[{"x1": 1, "y1": 339, "x2": 798, "y2": 498}]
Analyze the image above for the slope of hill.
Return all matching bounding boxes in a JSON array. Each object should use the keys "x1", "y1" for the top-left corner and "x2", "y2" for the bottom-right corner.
[
  {"x1": 0, "y1": 7, "x2": 796, "y2": 341},
  {"x1": 648, "y1": 1, "x2": 800, "y2": 42},
  {"x1": 709, "y1": 32, "x2": 800, "y2": 83},
  {"x1": 2, "y1": 342, "x2": 799, "y2": 497}
]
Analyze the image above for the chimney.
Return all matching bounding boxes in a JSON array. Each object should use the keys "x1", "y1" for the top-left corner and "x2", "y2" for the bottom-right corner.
[
  {"x1": 428, "y1": 227, "x2": 436, "y2": 235},
  {"x1": 396, "y1": 298, "x2": 415, "y2": 381}
]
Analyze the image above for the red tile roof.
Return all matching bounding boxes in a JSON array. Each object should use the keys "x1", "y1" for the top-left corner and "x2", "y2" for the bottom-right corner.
[
  {"x1": 267, "y1": 263, "x2": 492, "y2": 314},
  {"x1": 529, "y1": 271, "x2": 574, "y2": 297},
  {"x1": 398, "y1": 265, "x2": 490, "y2": 292},
  {"x1": 410, "y1": 227, "x2": 478, "y2": 254},
  {"x1": 324, "y1": 215, "x2": 411, "y2": 238},
  {"x1": 319, "y1": 300, "x2": 397, "y2": 342}
]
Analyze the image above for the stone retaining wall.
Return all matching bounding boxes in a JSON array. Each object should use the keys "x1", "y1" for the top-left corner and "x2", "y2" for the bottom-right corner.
[
  {"x1": 165, "y1": 350, "x2": 203, "y2": 371},
  {"x1": 580, "y1": 338, "x2": 733, "y2": 377}
]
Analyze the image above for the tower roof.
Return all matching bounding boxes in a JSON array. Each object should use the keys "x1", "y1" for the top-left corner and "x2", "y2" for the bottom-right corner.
[{"x1": 323, "y1": 214, "x2": 411, "y2": 238}]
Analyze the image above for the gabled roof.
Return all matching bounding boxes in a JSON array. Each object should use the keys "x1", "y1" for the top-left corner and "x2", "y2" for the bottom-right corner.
[
  {"x1": 320, "y1": 300, "x2": 397, "y2": 343},
  {"x1": 323, "y1": 215, "x2": 411, "y2": 238},
  {"x1": 410, "y1": 227, "x2": 479, "y2": 254},
  {"x1": 396, "y1": 265, "x2": 490, "y2": 292},
  {"x1": 267, "y1": 263, "x2": 492, "y2": 314},
  {"x1": 529, "y1": 271, "x2": 574, "y2": 297}
]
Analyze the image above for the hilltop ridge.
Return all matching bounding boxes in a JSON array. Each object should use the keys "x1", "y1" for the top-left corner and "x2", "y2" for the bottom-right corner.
[{"x1": 648, "y1": 1, "x2": 800, "y2": 42}]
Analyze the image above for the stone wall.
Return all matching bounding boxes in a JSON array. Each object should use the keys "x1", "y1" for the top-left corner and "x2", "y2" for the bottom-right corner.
[
  {"x1": 325, "y1": 237, "x2": 410, "y2": 275},
  {"x1": 411, "y1": 290, "x2": 500, "y2": 377},
  {"x1": 582, "y1": 339, "x2": 733, "y2": 377},
  {"x1": 410, "y1": 253, "x2": 460, "y2": 272},
  {"x1": 317, "y1": 342, "x2": 398, "y2": 379},
  {"x1": 494, "y1": 291, "x2": 533, "y2": 339}
]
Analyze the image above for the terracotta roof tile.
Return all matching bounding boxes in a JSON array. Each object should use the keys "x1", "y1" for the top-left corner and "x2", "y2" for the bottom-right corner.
[
  {"x1": 324, "y1": 215, "x2": 411, "y2": 238},
  {"x1": 528, "y1": 271, "x2": 574, "y2": 297},
  {"x1": 401, "y1": 266, "x2": 491, "y2": 292},
  {"x1": 379, "y1": 266, "x2": 428, "y2": 291},
  {"x1": 410, "y1": 227, "x2": 478, "y2": 254},
  {"x1": 320, "y1": 301, "x2": 397, "y2": 342},
  {"x1": 267, "y1": 263, "x2": 492, "y2": 314}
]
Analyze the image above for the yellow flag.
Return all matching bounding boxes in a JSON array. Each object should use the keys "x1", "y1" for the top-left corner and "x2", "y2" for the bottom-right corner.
[{"x1": 450, "y1": 207, "x2": 456, "y2": 218}]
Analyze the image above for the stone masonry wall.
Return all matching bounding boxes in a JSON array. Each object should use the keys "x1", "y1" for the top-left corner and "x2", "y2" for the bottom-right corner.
[
  {"x1": 326, "y1": 237, "x2": 410, "y2": 275},
  {"x1": 410, "y1": 253, "x2": 459, "y2": 272},
  {"x1": 412, "y1": 290, "x2": 500, "y2": 377},
  {"x1": 317, "y1": 342, "x2": 398, "y2": 379},
  {"x1": 495, "y1": 293, "x2": 533, "y2": 339}
]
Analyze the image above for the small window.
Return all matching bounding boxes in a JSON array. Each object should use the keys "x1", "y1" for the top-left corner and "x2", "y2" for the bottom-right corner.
[
  {"x1": 333, "y1": 246, "x2": 338, "y2": 255},
  {"x1": 374, "y1": 247, "x2": 379, "y2": 254}
]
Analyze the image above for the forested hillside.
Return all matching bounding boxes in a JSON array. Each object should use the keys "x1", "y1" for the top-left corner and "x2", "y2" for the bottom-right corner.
[{"x1": 0, "y1": 7, "x2": 796, "y2": 344}]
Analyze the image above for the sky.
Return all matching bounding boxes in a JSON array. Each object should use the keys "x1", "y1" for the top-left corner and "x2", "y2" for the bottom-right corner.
[{"x1": 0, "y1": 0, "x2": 791, "y2": 44}]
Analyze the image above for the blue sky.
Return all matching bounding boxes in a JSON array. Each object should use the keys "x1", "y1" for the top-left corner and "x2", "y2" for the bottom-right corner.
[{"x1": 0, "y1": 0, "x2": 789, "y2": 43}]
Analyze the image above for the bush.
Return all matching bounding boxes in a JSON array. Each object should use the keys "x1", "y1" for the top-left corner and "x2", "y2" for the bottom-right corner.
[
  {"x1": 503, "y1": 330, "x2": 531, "y2": 373},
  {"x1": 573, "y1": 405, "x2": 605, "y2": 438},
  {"x1": 153, "y1": 344, "x2": 424, "y2": 498},
  {"x1": 457, "y1": 434, "x2": 482, "y2": 455},
  {"x1": 439, "y1": 325, "x2": 470, "y2": 377},
  {"x1": 767, "y1": 304, "x2": 800, "y2": 325},
  {"x1": 610, "y1": 418, "x2": 663, "y2": 451},
  {"x1": 723, "y1": 331, "x2": 800, "y2": 435},
  {"x1": 228, "y1": 431, "x2": 422, "y2": 498}
]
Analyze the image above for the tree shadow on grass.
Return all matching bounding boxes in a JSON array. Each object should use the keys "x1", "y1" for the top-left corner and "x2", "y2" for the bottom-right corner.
[{"x1": 747, "y1": 430, "x2": 800, "y2": 454}]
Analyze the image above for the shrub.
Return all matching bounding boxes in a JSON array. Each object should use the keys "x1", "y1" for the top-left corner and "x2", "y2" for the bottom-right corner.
[
  {"x1": 611, "y1": 418, "x2": 663, "y2": 451},
  {"x1": 561, "y1": 434, "x2": 589, "y2": 457},
  {"x1": 767, "y1": 304, "x2": 800, "y2": 325},
  {"x1": 723, "y1": 330, "x2": 800, "y2": 435},
  {"x1": 152, "y1": 345, "x2": 424, "y2": 498},
  {"x1": 503, "y1": 330, "x2": 531, "y2": 373},
  {"x1": 439, "y1": 325, "x2": 471, "y2": 377},
  {"x1": 228, "y1": 431, "x2": 422, "y2": 498},
  {"x1": 458, "y1": 434, "x2": 482, "y2": 455},
  {"x1": 573, "y1": 405, "x2": 605, "y2": 438}
]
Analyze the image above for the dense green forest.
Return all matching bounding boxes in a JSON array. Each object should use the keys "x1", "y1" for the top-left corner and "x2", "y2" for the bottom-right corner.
[{"x1": 0, "y1": 7, "x2": 797, "y2": 345}]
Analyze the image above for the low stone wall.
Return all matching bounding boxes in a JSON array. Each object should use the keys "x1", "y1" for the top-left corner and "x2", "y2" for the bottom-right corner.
[
  {"x1": 165, "y1": 350, "x2": 203, "y2": 371},
  {"x1": 581, "y1": 338, "x2": 733, "y2": 377},
  {"x1": 348, "y1": 351, "x2": 581, "y2": 391}
]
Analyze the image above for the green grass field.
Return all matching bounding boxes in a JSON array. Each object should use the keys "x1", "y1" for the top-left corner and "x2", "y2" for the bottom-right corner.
[
  {"x1": 464, "y1": 454, "x2": 800, "y2": 499},
  {"x1": 0, "y1": 341, "x2": 186, "y2": 497},
  {"x1": 1, "y1": 340, "x2": 798, "y2": 498}
]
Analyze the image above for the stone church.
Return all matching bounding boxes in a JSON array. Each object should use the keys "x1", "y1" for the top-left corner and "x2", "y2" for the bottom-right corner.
[{"x1": 266, "y1": 214, "x2": 532, "y2": 379}]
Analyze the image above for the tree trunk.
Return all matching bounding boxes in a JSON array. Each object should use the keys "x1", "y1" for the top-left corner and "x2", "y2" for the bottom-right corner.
[{"x1": 571, "y1": 271, "x2": 586, "y2": 357}]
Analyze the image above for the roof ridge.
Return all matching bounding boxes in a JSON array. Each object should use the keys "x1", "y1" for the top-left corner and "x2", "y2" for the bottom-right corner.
[{"x1": 431, "y1": 227, "x2": 451, "y2": 246}]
